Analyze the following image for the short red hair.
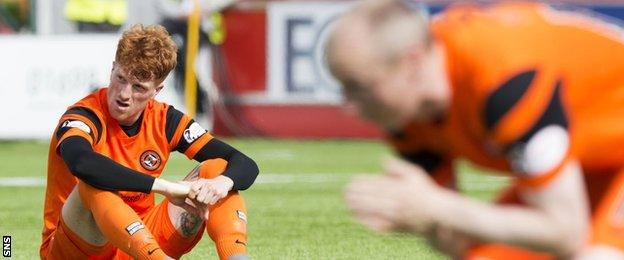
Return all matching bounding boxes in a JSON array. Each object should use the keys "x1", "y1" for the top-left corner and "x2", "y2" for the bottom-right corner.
[{"x1": 115, "y1": 24, "x2": 177, "y2": 83}]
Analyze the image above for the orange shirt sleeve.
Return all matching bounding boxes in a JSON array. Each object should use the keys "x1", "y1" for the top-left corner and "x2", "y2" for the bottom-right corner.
[
  {"x1": 169, "y1": 113, "x2": 214, "y2": 159},
  {"x1": 54, "y1": 106, "x2": 104, "y2": 151}
]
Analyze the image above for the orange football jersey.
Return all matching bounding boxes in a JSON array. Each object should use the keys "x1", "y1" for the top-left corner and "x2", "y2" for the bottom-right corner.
[
  {"x1": 389, "y1": 3, "x2": 624, "y2": 187},
  {"x1": 40, "y1": 88, "x2": 213, "y2": 256}
]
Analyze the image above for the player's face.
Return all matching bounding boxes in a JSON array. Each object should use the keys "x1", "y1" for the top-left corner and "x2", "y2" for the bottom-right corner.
[
  {"x1": 107, "y1": 64, "x2": 163, "y2": 126},
  {"x1": 335, "y1": 51, "x2": 422, "y2": 130}
]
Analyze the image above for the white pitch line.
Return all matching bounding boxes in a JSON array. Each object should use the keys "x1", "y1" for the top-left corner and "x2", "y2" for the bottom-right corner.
[
  {"x1": 0, "y1": 177, "x2": 45, "y2": 187},
  {"x1": 0, "y1": 174, "x2": 509, "y2": 192}
]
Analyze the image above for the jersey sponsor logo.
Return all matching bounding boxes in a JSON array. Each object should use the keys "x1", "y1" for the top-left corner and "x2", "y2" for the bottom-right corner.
[
  {"x1": 60, "y1": 119, "x2": 91, "y2": 134},
  {"x1": 120, "y1": 192, "x2": 149, "y2": 203},
  {"x1": 183, "y1": 122, "x2": 206, "y2": 143},
  {"x1": 125, "y1": 221, "x2": 145, "y2": 236},
  {"x1": 140, "y1": 150, "x2": 161, "y2": 171}
]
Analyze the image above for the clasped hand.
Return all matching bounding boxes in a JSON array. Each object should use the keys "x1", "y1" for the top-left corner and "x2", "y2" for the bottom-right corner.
[{"x1": 162, "y1": 175, "x2": 234, "y2": 220}]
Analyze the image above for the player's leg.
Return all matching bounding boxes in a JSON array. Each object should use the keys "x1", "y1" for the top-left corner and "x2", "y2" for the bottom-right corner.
[
  {"x1": 133, "y1": 162, "x2": 208, "y2": 259},
  {"x1": 45, "y1": 185, "x2": 115, "y2": 259},
  {"x1": 197, "y1": 159, "x2": 249, "y2": 260},
  {"x1": 157, "y1": 159, "x2": 249, "y2": 260},
  {"x1": 48, "y1": 182, "x2": 171, "y2": 259},
  {"x1": 133, "y1": 198, "x2": 205, "y2": 259}
]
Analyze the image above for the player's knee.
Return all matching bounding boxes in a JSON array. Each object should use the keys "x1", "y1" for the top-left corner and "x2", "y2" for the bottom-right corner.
[
  {"x1": 61, "y1": 186, "x2": 107, "y2": 246},
  {"x1": 182, "y1": 159, "x2": 228, "y2": 181},
  {"x1": 199, "y1": 159, "x2": 228, "y2": 179},
  {"x1": 76, "y1": 181, "x2": 101, "y2": 209}
]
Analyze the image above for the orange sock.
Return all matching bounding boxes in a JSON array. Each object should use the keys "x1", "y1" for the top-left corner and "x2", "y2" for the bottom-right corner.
[
  {"x1": 206, "y1": 193, "x2": 248, "y2": 260},
  {"x1": 78, "y1": 182, "x2": 169, "y2": 259},
  {"x1": 198, "y1": 159, "x2": 249, "y2": 259}
]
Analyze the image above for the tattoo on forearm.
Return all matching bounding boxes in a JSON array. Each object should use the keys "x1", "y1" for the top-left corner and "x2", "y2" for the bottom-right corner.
[{"x1": 179, "y1": 211, "x2": 203, "y2": 237}]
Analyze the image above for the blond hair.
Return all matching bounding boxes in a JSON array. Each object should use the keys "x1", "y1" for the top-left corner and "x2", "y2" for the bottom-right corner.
[{"x1": 115, "y1": 24, "x2": 177, "y2": 83}]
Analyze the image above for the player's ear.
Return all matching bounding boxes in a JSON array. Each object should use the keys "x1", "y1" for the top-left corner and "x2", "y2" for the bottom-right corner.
[{"x1": 111, "y1": 61, "x2": 116, "y2": 72}]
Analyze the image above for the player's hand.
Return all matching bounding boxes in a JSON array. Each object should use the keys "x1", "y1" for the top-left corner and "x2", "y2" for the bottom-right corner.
[
  {"x1": 152, "y1": 179, "x2": 208, "y2": 219},
  {"x1": 170, "y1": 181, "x2": 210, "y2": 220},
  {"x1": 188, "y1": 175, "x2": 234, "y2": 206},
  {"x1": 344, "y1": 157, "x2": 442, "y2": 234}
]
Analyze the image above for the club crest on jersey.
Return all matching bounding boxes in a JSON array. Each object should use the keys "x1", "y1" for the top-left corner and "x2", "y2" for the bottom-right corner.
[
  {"x1": 183, "y1": 122, "x2": 206, "y2": 143},
  {"x1": 61, "y1": 120, "x2": 91, "y2": 134},
  {"x1": 140, "y1": 150, "x2": 161, "y2": 171}
]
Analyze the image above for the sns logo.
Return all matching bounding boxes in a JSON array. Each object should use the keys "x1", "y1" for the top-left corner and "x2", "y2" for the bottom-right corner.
[{"x1": 3, "y1": 236, "x2": 10, "y2": 257}]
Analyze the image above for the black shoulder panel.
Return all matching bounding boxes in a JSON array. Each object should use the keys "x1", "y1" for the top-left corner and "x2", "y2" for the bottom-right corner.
[
  {"x1": 165, "y1": 106, "x2": 184, "y2": 143},
  {"x1": 484, "y1": 70, "x2": 536, "y2": 130}
]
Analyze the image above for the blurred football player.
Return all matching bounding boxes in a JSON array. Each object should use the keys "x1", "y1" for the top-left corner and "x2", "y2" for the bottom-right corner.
[
  {"x1": 40, "y1": 24, "x2": 258, "y2": 260},
  {"x1": 328, "y1": 0, "x2": 624, "y2": 258}
]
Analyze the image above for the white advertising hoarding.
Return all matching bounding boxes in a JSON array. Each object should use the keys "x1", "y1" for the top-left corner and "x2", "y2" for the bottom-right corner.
[
  {"x1": 266, "y1": 1, "x2": 354, "y2": 104},
  {"x1": 0, "y1": 34, "x2": 182, "y2": 139}
]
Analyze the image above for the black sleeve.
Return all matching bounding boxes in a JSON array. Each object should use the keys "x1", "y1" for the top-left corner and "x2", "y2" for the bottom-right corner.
[
  {"x1": 59, "y1": 136, "x2": 155, "y2": 193},
  {"x1": 193, "y1": 138, "x2": 259, "y2": 191}
]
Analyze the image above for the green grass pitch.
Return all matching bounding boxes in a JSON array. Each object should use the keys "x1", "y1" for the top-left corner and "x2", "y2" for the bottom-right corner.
[{"x1": 0, "y1": 139, "x2": 509, "y2": 259}]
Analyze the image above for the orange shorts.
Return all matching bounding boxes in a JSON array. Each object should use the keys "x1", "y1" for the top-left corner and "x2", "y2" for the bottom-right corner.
[
  {"x1": 465, "y1": 168, "x2": 624, "y2": 259},
  {"x1": 44, "y1": 198, "x2": 204, "y2": 260}
]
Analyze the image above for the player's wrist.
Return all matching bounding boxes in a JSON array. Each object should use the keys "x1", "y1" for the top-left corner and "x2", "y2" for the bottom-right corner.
[
  {"x1": 150, "y1": 178, "x2": 169, "y2": 194},
  {"x1": 215, "y1": 175, "x2": 234, "y2": 191},
  {"x1": 151, "y1": 178, "x2": 190, "y2": 197}
]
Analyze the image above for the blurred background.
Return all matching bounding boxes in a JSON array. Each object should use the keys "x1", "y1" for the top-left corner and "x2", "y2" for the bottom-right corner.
[
  {"x1": 1, "y1": 0, "x2": 624, "y2": 140},
  {"x1": 1, "y1": 0, "x2": 624, "y2": 259}
]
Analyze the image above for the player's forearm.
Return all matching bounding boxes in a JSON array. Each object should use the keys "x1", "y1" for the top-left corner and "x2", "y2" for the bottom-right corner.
[
  {"x1": 428, "y1": 188, "x2": 583, "y2": 256},
  {"x1": 60, "y1": 136, "x2": 155, "y2": 193},
  {"x1": 151, "y1": 178, "x2": 190, "y2": 197},
  {"x1": 193, "y1": 138, "x2": 259, "y2": 190}
]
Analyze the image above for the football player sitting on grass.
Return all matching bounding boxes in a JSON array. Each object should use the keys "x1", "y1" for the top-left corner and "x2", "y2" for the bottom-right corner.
[{"x1": 40, "y1": 24, "x2": 258, "y2": 260}]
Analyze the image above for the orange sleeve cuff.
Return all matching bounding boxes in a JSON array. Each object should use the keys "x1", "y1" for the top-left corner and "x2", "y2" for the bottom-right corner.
[
  {"x1": 515, "y1": 158, "x2": 569, "y2": 188},
  {"x1": 55, "y1": 128, "x2": 94, "y2": 152},
  {"x1": 183, "y1": 133, "x2": 214, "y2": 159}
]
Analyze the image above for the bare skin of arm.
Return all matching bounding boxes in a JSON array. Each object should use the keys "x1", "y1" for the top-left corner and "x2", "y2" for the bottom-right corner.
[{"x1": 345, "y1": 158, "x2": 589, "y2": 257}]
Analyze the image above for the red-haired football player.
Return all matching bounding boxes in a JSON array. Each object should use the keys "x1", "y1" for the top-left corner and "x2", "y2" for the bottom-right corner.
[{"x1": 40, "y1": 24, "x2": 258, "y2": 260}]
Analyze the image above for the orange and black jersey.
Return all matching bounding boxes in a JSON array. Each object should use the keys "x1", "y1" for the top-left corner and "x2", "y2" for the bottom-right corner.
[
  {"x1": 388, "y1": 2, "x2": 624, "y2": 187},
  {"x1": 42, "y1": 88, "x2": 258, "y2": 254}
]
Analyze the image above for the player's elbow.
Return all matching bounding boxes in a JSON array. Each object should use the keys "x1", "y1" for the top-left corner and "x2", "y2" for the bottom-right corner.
[
  {"x1": 68, "y1": 155, "x2": 88, "y2": 179},
  {"x1": 239, "y1": 156, "x2": 259, "y2": 190},
  {"x1": 67, "y1": 153, "x2": 97, "y2": 182}
]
